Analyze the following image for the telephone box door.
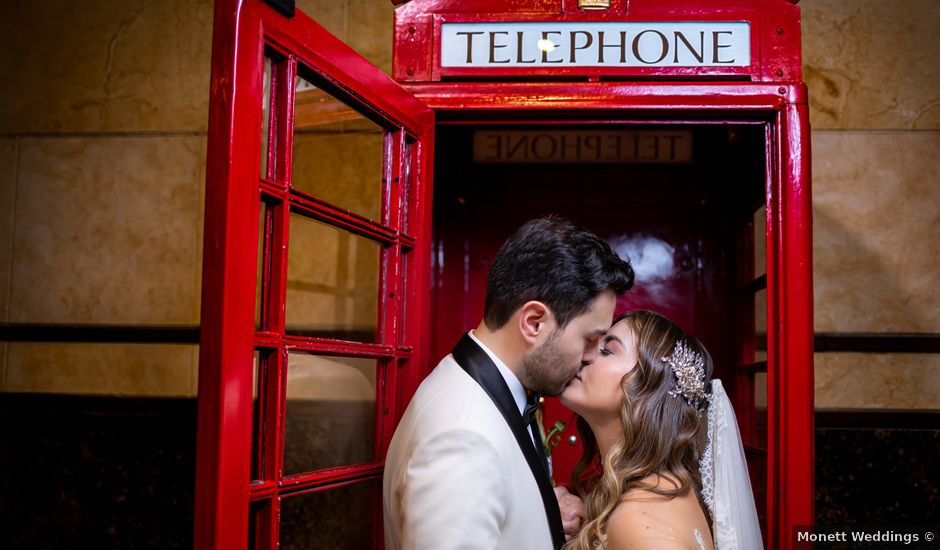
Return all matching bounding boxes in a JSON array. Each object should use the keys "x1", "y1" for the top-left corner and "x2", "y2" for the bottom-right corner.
[{"x1": 195, "y1": 1, "x2": 434, "y2": 548}]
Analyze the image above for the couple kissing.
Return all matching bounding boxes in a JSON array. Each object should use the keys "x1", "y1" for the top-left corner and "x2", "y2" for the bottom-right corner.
[{"x1": 384, "y1": 216, "x2": 761, "y2": 550}]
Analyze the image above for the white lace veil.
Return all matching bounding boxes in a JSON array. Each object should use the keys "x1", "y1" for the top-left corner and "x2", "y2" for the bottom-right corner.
[{"x1": 699, "y1": 379, "x2": 764, "y2": 550}]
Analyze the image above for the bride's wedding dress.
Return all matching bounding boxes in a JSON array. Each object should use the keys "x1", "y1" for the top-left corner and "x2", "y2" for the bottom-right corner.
[{"x1": 699, "y1": 380, "x2": 764, "y2": 550}]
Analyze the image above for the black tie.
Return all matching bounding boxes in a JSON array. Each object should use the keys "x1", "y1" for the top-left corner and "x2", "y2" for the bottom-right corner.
[
  {"x1": 523, "y1": 392, "x2": 550, "y2": 475},
  {"x1": 523, "y1": 391, "x2": 541, "y2": 426}
]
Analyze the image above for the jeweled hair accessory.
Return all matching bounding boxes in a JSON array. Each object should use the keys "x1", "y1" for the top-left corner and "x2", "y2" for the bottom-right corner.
[{"x1": 663, "y1": 340, "x2": 708, "y2": 412}]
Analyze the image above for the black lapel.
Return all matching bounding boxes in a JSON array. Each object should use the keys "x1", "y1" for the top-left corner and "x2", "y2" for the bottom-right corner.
[{"x1": 451, "y1": 333, "x2": 566, "y2": 550}]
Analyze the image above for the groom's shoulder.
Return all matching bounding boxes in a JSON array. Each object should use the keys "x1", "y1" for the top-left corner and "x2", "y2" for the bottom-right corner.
[
  {"x1": 406, "y1": 355, "x2": 504, "y2": 429},
  {"x1": 413, "y1": 354, "x2": 488, "y2": 405}
]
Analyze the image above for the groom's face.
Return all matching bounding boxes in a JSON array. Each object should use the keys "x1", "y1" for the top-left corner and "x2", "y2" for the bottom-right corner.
[{"x1": 522, "y1": 290, "x2": 616, "y2": 396}]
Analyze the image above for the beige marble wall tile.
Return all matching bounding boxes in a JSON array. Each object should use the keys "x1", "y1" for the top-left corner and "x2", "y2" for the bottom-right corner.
[
  {"x1": 297, "y1": 0, "x2": 348, "y2": 42},
  {"x1": 0, "y1": 342, "x2": 7, "y2": 392},
  {"x1": 801, "y1": 0, "x2": 940, "y2": 130},
  {"x1": 815, "y1": 352, "x2": 940, "y2": 409},
  {"x1": 295, "y1": 0, "x2": 394, "y2": 75},
  {"x1": 10, "y1": 136, "x2": 206, "y2": 325},
  {"x1": 812, "y1": 131, "x2": 940, "y2": 333},
  {"x1": 5, "y1": 342, "x2": 197, "y2": 396},
  {"x1": 0, "y1": 139, "x2": 16, "y2": 322},
  {"x1": 0, "y1": 0, "x2": 212, "y2": 134},
  {"x1": 347, "y1": 0, "x2": 396, "y2": 74}
]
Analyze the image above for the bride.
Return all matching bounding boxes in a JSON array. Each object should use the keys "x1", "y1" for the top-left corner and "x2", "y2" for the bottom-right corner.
[{"x1": 560, "y1": 310, "x2": 763, "y2": 550}]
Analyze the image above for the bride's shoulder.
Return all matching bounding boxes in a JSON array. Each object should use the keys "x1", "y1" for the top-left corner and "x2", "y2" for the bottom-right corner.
[
  {"x1": 606, "y1": 488, "x2": 673, "y2": 545},
  {"x1": 605, "y1": 477, "x2": 712, "y2": 550}
]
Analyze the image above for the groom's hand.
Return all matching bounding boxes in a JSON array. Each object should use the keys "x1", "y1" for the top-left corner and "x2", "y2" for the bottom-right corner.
[{"x1": 553, "y1": 485, "x2": 584, "y2": 540}]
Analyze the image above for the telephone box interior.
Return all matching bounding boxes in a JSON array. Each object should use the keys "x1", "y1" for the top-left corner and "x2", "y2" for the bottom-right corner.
[{"x1": 431, "y1": 117, "x2": 771, "y2": 528}]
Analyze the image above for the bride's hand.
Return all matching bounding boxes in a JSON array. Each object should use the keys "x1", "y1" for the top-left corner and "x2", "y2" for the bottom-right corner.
[{"x1": 554, "y1": 485, "x2": 585, "y2": 540}]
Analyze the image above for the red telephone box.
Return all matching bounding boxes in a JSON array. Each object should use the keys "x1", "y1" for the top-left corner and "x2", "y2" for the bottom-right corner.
[
  {"x1": 196, "y1": 0, "x2": 813, "y2": 548},
  {"x1": 394, "y1": 1, "x2": 813, "y2": 547}
]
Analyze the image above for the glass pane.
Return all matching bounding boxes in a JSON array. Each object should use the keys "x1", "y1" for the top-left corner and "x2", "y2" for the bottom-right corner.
[
  {"x1": 292, "y1": 72, "x2": 385, "y2": 221},
  {"x1": 402, "y1": 139, "x2": 413, "y2": 235},
  {"x1": 753, "y1": 204, "x2": 766, "y2": 277},
  {"x1": 283, "y1": 353, "x2": 377, "y2": 475},
  {"x1": 754, "y1": 287, "x2": 767, "y2": 361},
  {"x1": 260, "y1": 56, "x2": 273, "y2": 179},
  {"x1": 398, "y1": 252, "x2": 410, "y2": 348},
  {"x1": 255, "y1": 202, "x2": 268, "y2": 330},
  {"x1": 754, "y1": 287, "x2": 767, "y2": 335},
  {"x1": 251, "y1": 350, "x2": 262, "y2": 482},
  {"x1": 285, "y1": 214, "x2": 380, "y2": 341},
  {"x1": 753, "y1": 371, "x2": 767, "y2": 448},
  {"x1": 279, "y1": 479, "x2": 380, "y2": 549}
]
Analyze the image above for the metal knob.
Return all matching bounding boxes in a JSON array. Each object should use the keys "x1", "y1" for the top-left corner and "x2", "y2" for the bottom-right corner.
[{"x1": 568, "y1": 435, "x2": 578, "y2": 445}]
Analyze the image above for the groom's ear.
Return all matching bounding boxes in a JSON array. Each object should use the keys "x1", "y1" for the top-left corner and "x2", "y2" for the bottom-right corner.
[{"x1": 517, "y1": 300, "x2": 551, "y2": 344}]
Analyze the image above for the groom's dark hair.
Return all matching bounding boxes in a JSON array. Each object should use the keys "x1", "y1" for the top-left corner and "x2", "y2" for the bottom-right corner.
[{"x1": 483, "y1": 216, "x2": 635, "y2": 330}]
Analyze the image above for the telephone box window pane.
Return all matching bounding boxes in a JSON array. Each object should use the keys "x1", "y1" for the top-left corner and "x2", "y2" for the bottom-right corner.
[
  {"x1": 753, "y1": 204, "x2": 766, "y2": 277},
  {"x1": 260, "y1": 56, "x2": 273, "y2": 180},
  {"x1": 251, "y1": 350, "x2": 263, "y2": 482},
  {"x1": 753, "y1": 371, "x2": 767, "y2": 448},
  {"x1": 255, "y1": 202, "x2": 268, "y2": 331},
  {"x1": 398, "y1": 252, "x2": 410, "y2": 347},
  {"x1": 279, "y1": 479, "x2": 379, "y2": 549},
  {"x1": 292, "y1": 73, "x2": 384, "y2": 221},
  {"x1": 402, "y1": 139, "x2": 414, "y2": 235},
  {"x1": 754, "y1": 287, "x2": 767, "y2": 336},
  {"x1": 283, "y1": 353, "x2": 377, "y2": 475},
  {"x1": 754, "y1": 286, "x2": 767, "y2": 362},
  {"x1": 285, "y1": 214, "x2": 379, "y2": 342}
]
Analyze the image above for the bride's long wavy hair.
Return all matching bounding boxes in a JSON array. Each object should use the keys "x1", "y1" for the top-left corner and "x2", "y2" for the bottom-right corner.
[{"x1": 564, "y1": 310, "x2": 714, "y2": 550}]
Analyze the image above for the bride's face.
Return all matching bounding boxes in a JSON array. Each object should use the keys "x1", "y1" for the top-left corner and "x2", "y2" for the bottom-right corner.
[{"x1": 560, "y1": 319, "x2": 639, "y2": 421}]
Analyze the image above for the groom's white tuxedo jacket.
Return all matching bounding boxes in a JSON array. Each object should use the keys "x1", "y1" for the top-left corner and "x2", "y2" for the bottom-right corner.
[{"x1": 383, "y1": 353, "x2": 554, "y2": 550}]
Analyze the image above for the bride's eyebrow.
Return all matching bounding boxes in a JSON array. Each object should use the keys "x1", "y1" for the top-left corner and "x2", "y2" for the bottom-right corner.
[{"x1": 602, "y1": 334, "x2": 623, "y2": 348}]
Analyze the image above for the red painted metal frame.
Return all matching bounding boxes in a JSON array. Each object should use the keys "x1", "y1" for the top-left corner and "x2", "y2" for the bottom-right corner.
[
  {"x1": 394, "y1": 0, "x2": 802, "y2": 83},
  {"x1": 196, "y1": 1, "x2": 434, "y2": 549},
  {"x1": 772, "y1": 100, "x2": 814, "y2": 549}
]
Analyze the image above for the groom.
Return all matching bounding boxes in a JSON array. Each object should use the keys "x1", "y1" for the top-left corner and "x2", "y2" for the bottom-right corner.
[{"x1": 383, "y1": 216, "x2": 635, "y2": 549}]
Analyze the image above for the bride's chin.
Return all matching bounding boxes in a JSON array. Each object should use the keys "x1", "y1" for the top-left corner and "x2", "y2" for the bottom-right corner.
[{"x1": 558, "y1": 392, "x2": 580, "y2": 413}]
